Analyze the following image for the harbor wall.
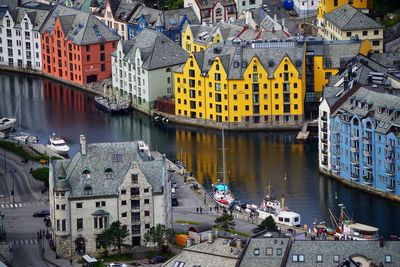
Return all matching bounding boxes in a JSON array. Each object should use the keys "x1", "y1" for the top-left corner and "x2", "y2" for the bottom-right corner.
[{"x1": 319, "y1": 168, "x2": 400, "y2": 202}]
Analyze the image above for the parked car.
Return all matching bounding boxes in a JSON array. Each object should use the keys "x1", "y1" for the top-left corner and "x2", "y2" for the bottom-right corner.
[
  {"x1": 148, "y1": 255, "x2": 167, "y2": 264},
  {"x1": 33, "y1": 210, "x2": 50, "y2": 217},
  {"x1": 172, "y1": 197, "x2": 178, "y2": 207},
  {"x1": 107, "y1": 263, "x2": 127, "y2": 267},
  {"x1": 44, "y1": 215, "x2": 51, "y2": 227}
]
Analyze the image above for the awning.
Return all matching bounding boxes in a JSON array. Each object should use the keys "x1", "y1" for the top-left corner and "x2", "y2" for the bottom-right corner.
[
  {"x1": 91, "y1": 209, "x2": 110, "y2": 216},
  {"x1": 82, "y1": 255, "x2": 98, "y2": 263}
]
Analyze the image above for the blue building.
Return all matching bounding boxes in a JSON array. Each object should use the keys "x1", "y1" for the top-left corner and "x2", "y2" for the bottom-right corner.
[{"x1": 319, "y1": 54, "x2": 400, "y2": 200}]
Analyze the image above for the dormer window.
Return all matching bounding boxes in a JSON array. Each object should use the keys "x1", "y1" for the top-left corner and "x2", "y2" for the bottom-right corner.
[
  {"x1": 84, "y1": 185, "x2": 92, "y2": 195},
  {"x1": 357, "y1": 102, "x2": 362, "y2": 108},
  {"x1": 386, "y1": 108, "x2": 391, "y2": 116},
  {"x1": 104, "y1": 168, "x2": 113, "y2": 179},
  {"x1": 82, "y1": 169, "x2": 91, "y2": 179},
  {"x1": 364, "y1": 104, "x2": 369, "y2": 110},
  {"x1": 378, "y1": 107, "x2": 382, "y2": 114}
]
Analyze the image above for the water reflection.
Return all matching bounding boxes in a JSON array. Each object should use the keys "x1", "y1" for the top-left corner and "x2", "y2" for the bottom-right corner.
[{"x1": 0, "y1": 71, "x2": 399, "y2": 238}]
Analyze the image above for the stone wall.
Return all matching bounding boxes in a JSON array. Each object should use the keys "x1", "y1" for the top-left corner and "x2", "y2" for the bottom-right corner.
[{"x1": 55, "y1": 235, "x2": 71, "y2": 258}]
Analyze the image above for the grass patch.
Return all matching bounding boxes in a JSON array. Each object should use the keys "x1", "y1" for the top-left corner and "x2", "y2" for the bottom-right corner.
[
  {"x1": 99, "y1": 252, "x2": 133, "y2": 262},
  {"x1": 382, "y1": 15, "x2": 400, "y2": 27},
  {"x1": 212, "y1": 226, "x2": 251, "y2": 237},
  {"x1": 0, "y1": 140, "x2": 62, "y2": 162},
  {"x1": 175, "y1": 220, "x2": 202, "y2": 226}
]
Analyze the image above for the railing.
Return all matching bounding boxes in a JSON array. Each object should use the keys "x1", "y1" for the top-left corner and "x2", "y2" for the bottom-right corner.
[
  {"x1": 385, "y1": 144, "x2": 393, "y2": 152},
  {"x1": 385, "y1": 156, "x2": 394, "y2": 164},
  {"x1": 350, "y1": 135, "x2": 359, "y2": 141},
  {"x1": 385, "y1": 169, "x2": 395, "y2": 176},
  {"x1": 350, "y1": 146, "x2": 358, "y2": 153},
  {"x1": 351, "y1": 173, "x2": 359, "y2": 180},
  {"x1": 362, "y1": 137, "x2": 371, "y2": 144},
  {"x1": 386, "y1": 185, "x2": 395, "y2": 192},
  {"x1": 332, "y1": 165, "x2": 340, "y2": 172},
  {"x1": 363, "y1": 150, "x2": 371, "y2": 157}
]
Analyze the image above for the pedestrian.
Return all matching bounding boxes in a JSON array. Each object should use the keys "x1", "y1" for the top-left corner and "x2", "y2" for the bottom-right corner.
[
  {"x1": 210, "y1": 207, "x2": 212, "y2": 213},
  {"x1": 196, "y1": 207, "x2": 199, "y2": 213},
  {"x1": 70, "y1": 259, "x2": 73, "y2": 265},
  {"x1": 200, "y1": 207, "x2": 202, "y2": 214}
]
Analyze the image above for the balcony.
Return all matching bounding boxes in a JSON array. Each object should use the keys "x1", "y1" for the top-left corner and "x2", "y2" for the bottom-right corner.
[
  {"x1": 350, "y1": 146, "x2": 358, "y2": 153},
  {"x1": 385, "y1": 169, "x2": 395, "y2": 176},
  {"x1": 321, "y1": 115, "x2": 327, "y2": 121},
  {"x1": 386, "y1": 185, "x2": 395, "y2": 192},
  {"x1": 321, "y1": 136, "x2": 328, "y2": 143},
  {"x1": 363, "y1": 150, "x2": 371, "y2": 157},
  {"x1": 362, "y1": 137, "x2": 371, "y2": 145},
  {"x1": 363, "y1": 161, "x2": 372, "y2": 169},
  {"x1": 332, "y1": 150, "x2": 340, "y2": 158},
  {"x1": 321, "y1": 160, "x2": 328, "y2": 166},
  {"x1": 350, "y1": 172, "x2": 359, "y2": 181},
  {"x1": 362, "y1": 176, "x2": 373, "y2": 185},
  {"x1": 350, "y1": 135, "x2": 359, "y2": 141},
  {"x1": 332, "y1": 165, "x2": 340, "y2": 173},
  {"x1": 350, "y1": 158, "x2": 359, "y2": 165},
  {"x1": 321, "y1": 149, "x2": 328, "y2": 155},
  {"x1": 385, "y1": 156, "x2": 394, "y2": 164},
  {"x1": 321, "y1": 127, "x2": 328, "y2": 133}
]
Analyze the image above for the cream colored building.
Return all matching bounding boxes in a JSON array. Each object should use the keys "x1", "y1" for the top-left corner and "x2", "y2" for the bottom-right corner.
[
  {"x1": 318, "y1": 4, "x2": 384, "y2": 53},
  {"x1": 48, "y1": 135, "x2": 172, "y2": 258}
]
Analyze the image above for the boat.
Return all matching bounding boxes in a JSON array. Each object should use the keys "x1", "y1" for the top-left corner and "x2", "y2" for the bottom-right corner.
[
  {"x1": 312, "y1": 221, "x2": 335, "y2": 235},
  {"x1": 137, "y1": 140, "x2": 153, "y2": 161},
  {"x1": 256, "y1": 180, "x2": 301, "y2": 227},
  {"x1": 12, "y1": 132, "x2": 38, "y2": 145},
  {"x1": 153, "y1": 113, "x2": 169, "y2": 124},
  {"x1": 46, "y1": 134, "x2": 70, "y2": 155},
  {"x1": 329, "y1": 204, "x2": 379, "y2": 241},
  {"x1": 94, "y1": 96, "x2": 132, "y2": 115},
  {"x1": 0, "y1": 117, "x2": 16, "y2": 131},
  {"x1": 211, "y1": 128, "x2": 235, "y2": 209}
]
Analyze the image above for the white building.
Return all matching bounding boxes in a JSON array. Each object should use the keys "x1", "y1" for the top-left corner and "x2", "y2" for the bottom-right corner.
[
  {"x1": 236, "y1": 0, "x2": 262, "y2": 15},
  {"x1": 294, "y1": 0, "x2": 319, "y2": 17},
  {"x1": 48, "y1": 135, "x2": 172, "y2": 258},
  {"x1": 111, "y1": 29, "x2": 188, "y2": 114},
  {"x1": 184, "y1": 0, "x2": 237, "y2": 24},
  {"x1": 0, "y1": 2, "x2": 51, "y2": 70}
]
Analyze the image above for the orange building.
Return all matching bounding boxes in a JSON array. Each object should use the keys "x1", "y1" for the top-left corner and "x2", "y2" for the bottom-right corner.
[{"x1": 41, "y1": 5, "x2": 120, "y2": 85}]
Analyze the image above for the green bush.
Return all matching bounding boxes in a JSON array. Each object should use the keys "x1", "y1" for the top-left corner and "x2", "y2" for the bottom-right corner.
[{"x1": 32, "y1": 167, "x2": 49, "y2": 188}]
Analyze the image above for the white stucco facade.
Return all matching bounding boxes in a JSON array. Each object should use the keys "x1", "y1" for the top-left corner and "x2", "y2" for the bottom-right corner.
[
  {"x1": 319, "y1": 98, "x2": 331, "y2": 172},
  {"x1": 294, "y1": 0, "x2": 319, "y2": 17}
]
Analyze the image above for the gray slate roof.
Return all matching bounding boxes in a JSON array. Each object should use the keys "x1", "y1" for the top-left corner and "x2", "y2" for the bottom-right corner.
[
  {"x1": 92, "y1": 0, "x2": 142, "y2": 22},
  {"x1": 41, "y1": 4, "x2": 120, "y2": 45},
  {"x1": 50, "y1": 141, "x2": 166, "y2": 199},
  {"x1": 324, "y1": 4, "x2": 384, "y2": 31},
  {"x1": 119, "y1": 29, "x2": 189, "y2": 70}
]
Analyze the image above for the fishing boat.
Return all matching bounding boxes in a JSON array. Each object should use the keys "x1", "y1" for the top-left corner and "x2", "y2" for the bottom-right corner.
[
  {"x1": 329, "y1": 204, "x2": 379, "y2": 241},
  {"x1": 46, "y1": 133, "x2": 70, "y2": 155},
  {"x1": 0, "y1": 117, "x2": 16, "y2": 131},
  {"x1": 256, "y1": 180, "x2": 301, "y2": 227},
  {"x1": 212, "y1": 128, "x2": 235, "y2": 209},
  {"x1": 94, "y1": 96, "x2": 132, "y2": 115}
]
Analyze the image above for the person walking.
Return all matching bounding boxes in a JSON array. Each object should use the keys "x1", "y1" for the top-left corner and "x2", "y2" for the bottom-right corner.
[
  {"x1": 196, "y1": 207, "x2": 199, "y2": 213},
  {"x1": 200, "y1": 207, "x2": 202, "y2": 214}
]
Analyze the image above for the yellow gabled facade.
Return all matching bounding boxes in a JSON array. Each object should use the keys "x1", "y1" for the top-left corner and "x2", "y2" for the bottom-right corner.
[
  {"x1": 174, "y1": 50, "x2": 305, "y2": 126},
  {"x1": 317, "y1": 0, "x2": 368, "y2": 20},
  {"x1": 181, "y1": 24, "x2": 208, "y2": 53}
]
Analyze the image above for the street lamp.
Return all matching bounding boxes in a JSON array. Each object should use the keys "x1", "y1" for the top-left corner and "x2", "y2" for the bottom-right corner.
[{"x1": 9, "y1": 170, "x2": 16, "y2": 203}]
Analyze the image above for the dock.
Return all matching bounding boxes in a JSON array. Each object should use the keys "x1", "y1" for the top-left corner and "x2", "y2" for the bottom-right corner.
[
  {"x1": 28, "y1": 143, "x2": 66, "y2": 159},
  {"x1": 296, "y1": 119, "x2": 318, "y2": 141}
]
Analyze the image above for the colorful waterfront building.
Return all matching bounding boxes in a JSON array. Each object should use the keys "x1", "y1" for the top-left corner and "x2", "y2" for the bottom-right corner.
[
  {"x1": 317, "y1": 0, "x2": 369, "y2": 22},
  {"x1": 0, "y1": 2, "x2": 52, "y2": 70},
  {"x1": 184, "y1": 0, "x2": 237, "y2": 24},
  {"x1": 173, "y1": 38, "x2": 372, "y2": 127},
  {"x1": 111, "y1": 29, "x2": 188, "y2": 114},
  {"x1": 317, "y1": 4, "x2": 384, "y2": 53},
  {"x1": 319, "y1": 54, "x2": 400, "y2": 198},
  {"x1": 40, "y1": 5, "x2": 120, "y2": 86}
]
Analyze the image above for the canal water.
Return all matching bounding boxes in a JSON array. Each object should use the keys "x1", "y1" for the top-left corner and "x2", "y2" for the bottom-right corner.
[{"x1": 0, "y1": 71, "x2": 399, "y2": 238}]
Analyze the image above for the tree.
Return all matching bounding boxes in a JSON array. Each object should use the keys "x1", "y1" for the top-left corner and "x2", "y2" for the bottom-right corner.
[
  {"x1": 143, "y1": 224, "x2": 174, "y2": 251},
  {"x1": 214, "y1": 214, "x2": 236, "y2": 234},
  {"x1": 102, "y1": 221, "x2": 129, "y2": 255},
  {"x1": 257, "y1": 216, "x2": 278, "y2": 232},
  {"x1": 32, "y1": 167, "x2": 49, "y2": 188}
]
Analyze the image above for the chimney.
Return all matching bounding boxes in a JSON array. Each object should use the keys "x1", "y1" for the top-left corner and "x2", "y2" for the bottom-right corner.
[
  {"x1": 379, "y1": 237, "x2": 384, "y2": 248},
  {"x1": 207, "y1": 231, "x2": 214, "y2": 243},
  {"x1": 236, "y1": 239, "x2": 242, "y2": 249},
  {"x1": 80, "y1": 135, "x2": 86, "y2": 156},
  {"x1": 186, "y1": 238, "x2": 193, "y2": 247}
]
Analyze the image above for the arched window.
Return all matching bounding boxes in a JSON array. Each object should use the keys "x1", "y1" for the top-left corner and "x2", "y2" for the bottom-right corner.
[
  {"x1": 82, "y1": 169, "x2": 91, "y2": 179},
  {"x1": 216, "y1": 8, "x2": 222, "y2": 16},
  {"x1": 105, "y1": 168, "x2": 113, "y2": 179},
  {"x1": 166, "y1": 67, "x2": 171, "y2": 72},
  {"x1": 84, "y1": 185, "x2": 92, "y2": 195},
  {"x1": 284, "y1": 64, "x2": 288, "y2": 71},
  {"x1": 366, "y1": 121, "x2": 372, "y2": 129},
  {"x1": 353, "y1": 118, "x2": 359, "y2": 126},
  {"x1": 216, "y1": 64, "x2": 219, "y2": 71},
  {"x1": 190, "y1": 61, "x2": 193, "y2": 67}
]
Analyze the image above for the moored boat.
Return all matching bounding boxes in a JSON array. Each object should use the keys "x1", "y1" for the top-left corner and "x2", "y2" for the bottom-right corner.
[
  {"x1": 46, "y1": 134, "x2": 70, "y2": 155},
  {"x1": 12, "y1": 132, "x2": 38, "y2": 145},
  {"x1": 94, "y1": 96, "x2": 132, "y2": 115},
  {"x1": 0, "y1": 117, "x2": 16, "y2": 131},
  {"x1": 137, "y1": 140, "x2": 153, "y2": 161}
]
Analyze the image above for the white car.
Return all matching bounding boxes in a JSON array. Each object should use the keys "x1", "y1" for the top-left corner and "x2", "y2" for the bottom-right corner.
[{"x1": 107, "y1": 264, "x2": 127, "y2": 267}]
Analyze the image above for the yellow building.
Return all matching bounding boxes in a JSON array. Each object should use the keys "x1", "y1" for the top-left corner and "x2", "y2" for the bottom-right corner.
[
  {"x1": 173, "y1": 38, "x2": 372, "y2": 127},
  {"x1": 174, "y1": 42, "x2": 306, "y2": 127},
  {"x1": 317, "y1": 0, "x2": 369, "y2": 21},
  {"x1": 317, "y1": 4, "x2": 384, "y2": 53}
]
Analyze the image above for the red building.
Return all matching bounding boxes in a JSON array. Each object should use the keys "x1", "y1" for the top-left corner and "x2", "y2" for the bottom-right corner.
[{"x1": 41, "y1": 5, "x2": 120, "y2": 85}]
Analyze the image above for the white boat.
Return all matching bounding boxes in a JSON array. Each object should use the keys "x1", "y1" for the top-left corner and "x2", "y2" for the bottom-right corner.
[
  {"x1": 12, "y1": 132, "x2": 38, "y2": 145},
  {"x1": 330, "y1": 204, "x2": 379, "y2": 241},
  {"x1": 0, "y1": 117, "x2": 16, "y2": 131},
  {"x1": 137, "y1": 140, "x2": 153, "y2": 160},
  {"x1": 212, "y1": 128, "x2": 235, "y2": 209},
  {"x1": 256, "y1": 181, "x2": 301, "y2": 227},
  {"x1": 46, "y1": 134, "x2": 70, "y2": 155}
]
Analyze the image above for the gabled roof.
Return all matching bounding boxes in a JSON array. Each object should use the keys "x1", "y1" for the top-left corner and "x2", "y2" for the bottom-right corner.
[
  {"x1": 324, "y1": 4, "x2": 384, "y2": 31},
  {"x1": 41, "y1": 4, "x2": 120, "y2": 45},
  {"x1": 120, "y1": 29, "x2": 188, "y2": 70}
]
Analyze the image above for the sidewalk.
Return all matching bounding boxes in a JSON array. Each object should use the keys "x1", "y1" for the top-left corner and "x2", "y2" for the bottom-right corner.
[{"x1": 39, "y1": 236, "x2": 80, "y2": 267}]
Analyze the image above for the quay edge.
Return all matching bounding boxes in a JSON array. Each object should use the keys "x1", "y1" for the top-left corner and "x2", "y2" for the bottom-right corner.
[{"x1": 319, "y1": 168, "x2": 400, "y2": 203}]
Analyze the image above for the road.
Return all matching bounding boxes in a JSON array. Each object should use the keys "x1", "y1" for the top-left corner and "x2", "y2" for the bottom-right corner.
[{"x1": 0, "y1": 150, "x2": 49, "y2": 267}]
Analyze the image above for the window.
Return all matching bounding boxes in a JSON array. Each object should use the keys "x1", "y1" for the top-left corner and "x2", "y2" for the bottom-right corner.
[
  {"x1": 144, "y1": 211, "x2": 150, "y2": 216},
  {"x1": 299, "y1": 255, "x2": 305, "y2": 262},
  {"x1": 61, "y1": 204, "x2": 66, "y2": 210},
  {"x1": 93, "y1": 216, "x2": 108, "y2": 229},
  {"x1": 374, "y1": 30, "x2": 379, "y2": 35},
  {"x1": 316, "y1": 254, "x2": 323, "y2": 262},
  {"x1": 385, "y1": 255, "x2": 392, "y2": 263},
  {"x1": 76, "y1": 203, "x2": 83, "y2": 208},
  {"x1": 333, "y1": 255, "x2": 340, "y2": 263},
  {"x1": 144, "y1": 188, "x2": 149, "y2": 193},
  {"x1": 96, "y1": 201, "x2": 106, "y2": 207},
  {"x1": 145, "y1": 224, "x2": 150, "y2": 229},
  {"x1": 266, "y1": 247, "x2": 273, "y2": 256},
  {"x1": 121, "y1": 200, "x2": 127, "y2": 205},
  {"x1": 122, "y1": 212, "x2": 127, "y2": 218},
  {"x1": 277, "y1": 248, "x2": 282, "y2": 256},
  {"x1": 346, "y1": 32, "x2": 352, "y2": 37},
  {"x1": 84, "y1": 186, "x2": 92, "y2": 195},
  {"x1": 362, "y1": 30, "x2": 368, "y2": 36},
  {"x1": 121, "y1": 189, "x2": 126, "y2": 195},
  {"x1": 86, "y1": 46, "x2": 90, "y2": 52},
  {"x1": 144, "y1": 199, "x2": 150, "y2": 204},
  {"x1": 292, "y1": 255, "x2": 298, "y2": 262},
  {"x1": 275, "y1": 104, "x2": 279, "y2": 110},
  {"x1": 86, "y1": 55, "x2": 90, "y2": 61},
  {"x1": 254, "y1": 248, "x2": 260, "y2": 256},
  {"x1": 132, "y1": 174, "x2": 138, "y2": 183},
  {"x1": 77, "y1": 218, "x2": 83, "y2": 230},
  {"x1": 372, "y1": 40, "x2": 380, "y2": 46}
]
